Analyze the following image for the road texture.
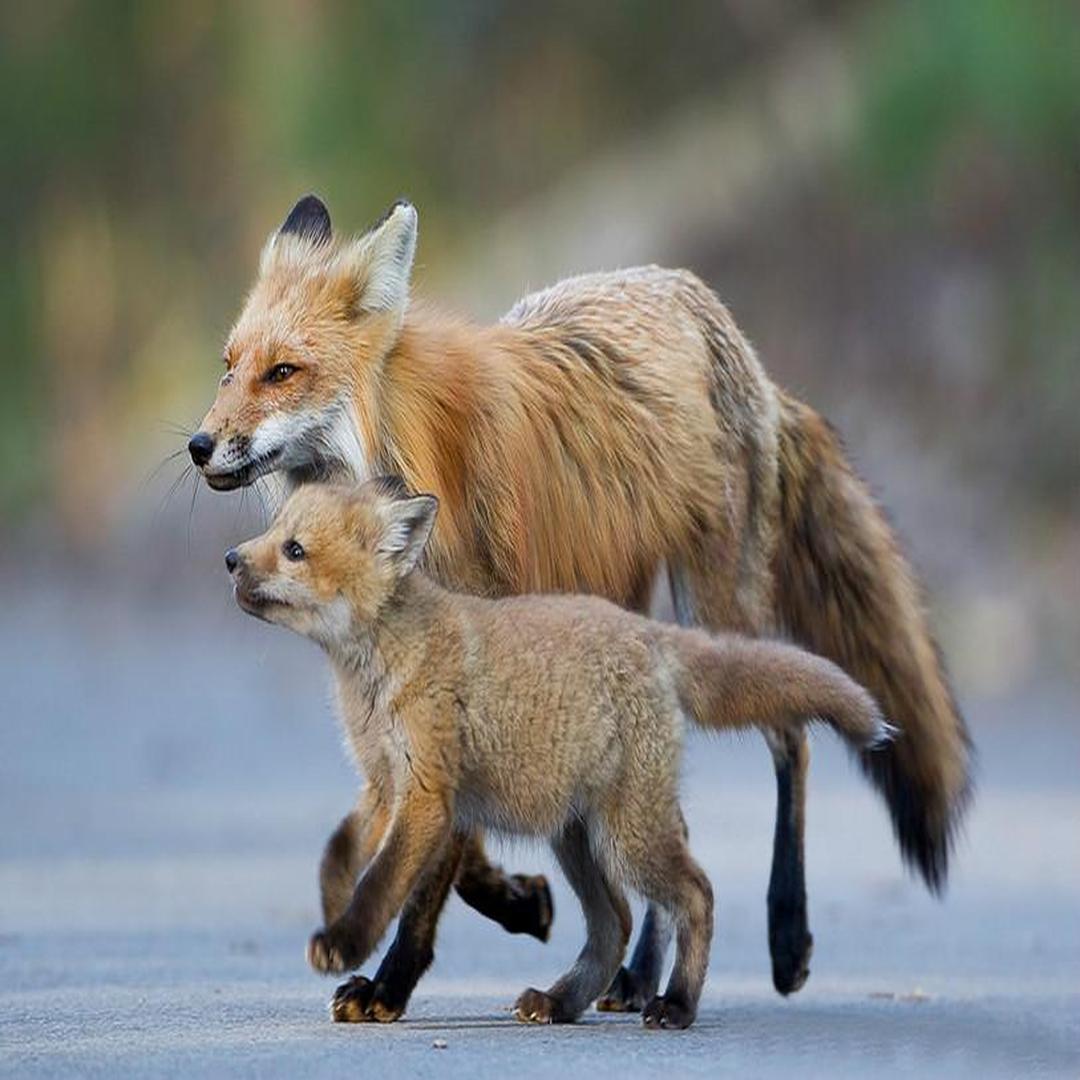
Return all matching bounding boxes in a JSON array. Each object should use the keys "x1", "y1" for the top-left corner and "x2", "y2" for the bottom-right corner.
[{"x1": 1, "y1": 571, "x2": 1077, "y2": 1077}]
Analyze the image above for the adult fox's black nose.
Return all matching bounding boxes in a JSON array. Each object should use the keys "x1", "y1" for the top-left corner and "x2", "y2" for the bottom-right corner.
[
  {"x1": 188, "y1": 432, "x2": 215, "y2": 467},
  {"x1": 224, "y1": 548, "x2": 240, "y2": 573}
]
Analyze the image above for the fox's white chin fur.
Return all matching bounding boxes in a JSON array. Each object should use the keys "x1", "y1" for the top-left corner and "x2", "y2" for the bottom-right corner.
[{"x1": 204, "y1": 397, "x2": 372, "y2": 501}]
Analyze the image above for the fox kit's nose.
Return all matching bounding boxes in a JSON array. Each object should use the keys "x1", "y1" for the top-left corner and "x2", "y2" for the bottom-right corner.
[
  {"x1": 188, "y1": 432, "x2": 215, "y2": 467},
  {"x1": 224, "y1": 548, "x2": 240, "y2": 574}
]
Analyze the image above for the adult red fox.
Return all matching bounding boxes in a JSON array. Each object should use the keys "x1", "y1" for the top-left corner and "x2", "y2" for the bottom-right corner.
[
  {"x1": 226, "y1": 478, "x2": 892, "y2": 1028},
  {"x1": 191, "y1": 194, "x2": 972, "y2": 1019}
]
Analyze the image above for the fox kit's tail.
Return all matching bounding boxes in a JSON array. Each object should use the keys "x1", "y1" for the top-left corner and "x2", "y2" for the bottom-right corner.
[
  {"x1": 672, "y1": 632, "x2": 890, "y2": 754},
  {"x1": 771, "y1": 393, "x2": 973, "y2": 893}
]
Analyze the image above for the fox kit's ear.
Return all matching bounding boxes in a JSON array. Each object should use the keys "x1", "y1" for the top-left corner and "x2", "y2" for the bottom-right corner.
[
  {"x1": 345, "y1": 200, "x2": 418, "y2": 315},
  {"x1": 377, "y1": 493, "x2": 438, "y2": 574},
  {"x1": 278, "y1": 194, "x2": 332, "y2": 245}
]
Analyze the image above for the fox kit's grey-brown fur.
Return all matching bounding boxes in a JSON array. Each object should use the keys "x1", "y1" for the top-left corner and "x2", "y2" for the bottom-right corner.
[{"x1": 227, "y1": 479, "x2": 889, "y2": 1029}]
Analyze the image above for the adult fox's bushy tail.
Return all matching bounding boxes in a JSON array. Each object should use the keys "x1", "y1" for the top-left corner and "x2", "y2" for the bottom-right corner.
[
  {"x1": 771, "y1": 393, "x2": 973, "y2": 893},
  {"x1": 672, "y1": 632, "x2": 890, "y2": 754}
]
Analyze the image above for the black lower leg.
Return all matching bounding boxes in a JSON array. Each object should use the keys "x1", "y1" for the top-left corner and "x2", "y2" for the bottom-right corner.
[
  {"x1": 455, "y1": 835, "x2": 553, "y2": 941},
  {"x1": 767, "y1": 732, "x2": 812, "y2": 995}
]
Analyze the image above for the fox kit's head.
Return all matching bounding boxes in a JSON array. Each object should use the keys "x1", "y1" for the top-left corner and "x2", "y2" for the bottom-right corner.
[
  {"x1": 190, "y1": 195, "x2": 418, "y2": 490},
  {"x1": 226, "y1": 477, "x2": 437, "y2": 648}
]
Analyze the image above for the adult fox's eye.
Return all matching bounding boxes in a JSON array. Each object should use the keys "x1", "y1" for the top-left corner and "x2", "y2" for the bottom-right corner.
[
  {"x1": 265, "y1": 363, "x2": 297, "y2": 383},
  {"x1": 282, "y1": 539, "x2": 305, "y2": 562}
]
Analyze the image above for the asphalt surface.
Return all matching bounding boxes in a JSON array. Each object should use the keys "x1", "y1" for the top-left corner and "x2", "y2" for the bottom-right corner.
[{"x1": 1, "y1": 569, "x2": 1078, "y2": 1077}]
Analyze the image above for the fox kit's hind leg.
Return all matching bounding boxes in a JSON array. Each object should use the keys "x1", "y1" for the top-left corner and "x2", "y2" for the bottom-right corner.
[
  {"x1": 513, "y1": 820, "x2": 630, "y2": 1024},
  {"x1": 639, "y1": 834, "x2": 714, "y2": 1030},
  {"x1": 597, "y1": 571, "x2": 676, "y2": 1014}
]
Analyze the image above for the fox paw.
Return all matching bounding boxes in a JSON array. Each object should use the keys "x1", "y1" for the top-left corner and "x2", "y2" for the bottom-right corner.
[
  {"x1": 512, "y1": 987, "x2": 574, "y2": 1024},
  {"x1": 509, "y1": 874, "x2": 555, "y2": 942},
  {"x1": 770, "y1": 926, "x2": 813, "y2": 996},
  {"x1": 330, "y1": 975, "x2": 406, "y2": 1023},
  {"x1": 596, "y1": 966, "x2": 649, "y2": 1013},
  {"x1": 307, "y1": 927, "x2": 359, "y2": 975},
  {"x1": 642, "y1": 994, "x2": 695, "y2": 1030}
]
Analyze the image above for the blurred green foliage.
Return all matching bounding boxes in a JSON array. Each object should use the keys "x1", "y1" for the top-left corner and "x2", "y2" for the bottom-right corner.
[{"x1": 0, "y1": 0, "x2": 1077, "y2": 532}]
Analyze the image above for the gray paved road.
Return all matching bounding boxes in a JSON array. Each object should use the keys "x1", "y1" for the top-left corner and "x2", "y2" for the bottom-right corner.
[{"x1": 1, "y1": 570, "x2": 1077, "y2": 1077}]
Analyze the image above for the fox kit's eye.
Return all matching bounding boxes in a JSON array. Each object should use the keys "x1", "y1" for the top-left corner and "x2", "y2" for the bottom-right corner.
[
  {"x1": 282, "y1": 539, "x2": 305, "y2": 562},
  {"x1": 265, "y1": 363, "x2": 297, "y2": 384}
]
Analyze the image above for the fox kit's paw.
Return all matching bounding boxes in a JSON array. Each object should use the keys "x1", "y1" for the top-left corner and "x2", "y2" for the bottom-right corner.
[
  {"x1": 512, "y1": 987, "x2": 575, "y2": 1024},
  {"x1": 508, "y1": 874, "x2": 554, "y2": 942},
  {"x1": 596, "y1": 966, "x2": 649, "y2": 1013},
  {"x1": 642, "y1": 994, "x2": 695, "y2": 1030},
  {"x1": 307, "y1": 927, "x2": 359, "y2": 975},
  {"x1": 329, "y1": 975, "x2": 407, "y2": 1023}
]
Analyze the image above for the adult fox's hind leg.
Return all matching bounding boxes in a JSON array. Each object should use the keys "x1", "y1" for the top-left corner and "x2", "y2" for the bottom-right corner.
[
  {"x1": 668, "y1": 545, "x2": 813, "y2": 995},
  {"x1": 640, "y1": 837, "x2": 714, "y2": 1029}
]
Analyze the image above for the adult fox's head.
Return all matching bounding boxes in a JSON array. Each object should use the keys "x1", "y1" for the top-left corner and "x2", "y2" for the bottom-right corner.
[
  {"x1": 190, "y1": 195, "x2": 417, "y2": 490},
  {"x1": 226, "y1": 477, "x2": 438, "y2": 646}
]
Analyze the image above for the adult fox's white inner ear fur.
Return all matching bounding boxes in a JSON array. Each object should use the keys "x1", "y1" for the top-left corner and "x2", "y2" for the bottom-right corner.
[{"x1": 346, "y1": 201, "x2": 418, "y2": 314}]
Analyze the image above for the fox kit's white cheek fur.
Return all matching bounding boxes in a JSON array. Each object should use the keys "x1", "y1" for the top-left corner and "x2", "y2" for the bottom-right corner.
[{"x1": 309, "y1": 595, "x2": 355, "y2": 649}]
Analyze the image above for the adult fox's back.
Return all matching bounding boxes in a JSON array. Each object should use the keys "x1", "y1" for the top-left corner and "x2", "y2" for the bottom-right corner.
[{"x1": 508, "y1": 271, "x2": 972, "y2": 890}]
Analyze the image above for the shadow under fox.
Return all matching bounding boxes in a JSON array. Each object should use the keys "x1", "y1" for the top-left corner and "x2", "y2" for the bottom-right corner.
[
  {"x1": 227, "y1": 479, "x2": 890, "y2": 1029},
  {"x1": 192, "y1": 194, "x2": 972, "y2": 1015}
]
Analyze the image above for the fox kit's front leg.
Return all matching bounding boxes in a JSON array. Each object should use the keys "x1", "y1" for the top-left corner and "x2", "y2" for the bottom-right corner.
[
  {"x1": 308, "y1": 782, "x2": 452, "y2": 975},
  {"x1": 319, "y1": 783, "x2": 391, "y2": 926}
]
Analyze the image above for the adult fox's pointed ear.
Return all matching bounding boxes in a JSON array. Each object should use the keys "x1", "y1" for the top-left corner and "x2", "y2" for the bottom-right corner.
[
  {"x1": 279, "y1": 194, "x2": 332, "y2": 245},
  {"x1": 377, "y1": 491, "x2": 438, "y2": 574},
  {"x1": 344, "y1": 199, "x2": 418, "y2": 315}
]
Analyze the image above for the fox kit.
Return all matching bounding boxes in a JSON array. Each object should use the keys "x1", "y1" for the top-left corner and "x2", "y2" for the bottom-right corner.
[
  {"x1": 192, "y1": 194, "x2": 972, "y2": 1017},
  {"x1": 226, "y1": 478, "x2": 889, "y2": 1029}
]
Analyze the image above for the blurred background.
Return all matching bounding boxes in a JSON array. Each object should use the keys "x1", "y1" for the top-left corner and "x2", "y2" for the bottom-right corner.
[
  {"x1": 2, "y1": 0, "x2": 1078, "y2": 685},
  {"x1": 1, "y1": 3, "x2": 1078, "y2": 1074}
]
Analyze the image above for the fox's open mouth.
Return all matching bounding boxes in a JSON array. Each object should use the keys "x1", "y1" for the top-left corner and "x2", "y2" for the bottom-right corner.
[
  {"x1": 234, "y1": 583, "x2": 285, "y2": 621},
  {"x1": 203, "y1": 449, "x2": 282, "y2": 491}
]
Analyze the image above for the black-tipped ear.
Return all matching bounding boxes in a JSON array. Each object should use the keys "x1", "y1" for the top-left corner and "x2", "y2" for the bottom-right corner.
[
  {"x1": 378, "y1": 494, "x2": 438, "y2": 574},
  {"x1": 280, "y1": 194, "x2": 332, "y2": 245}
]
